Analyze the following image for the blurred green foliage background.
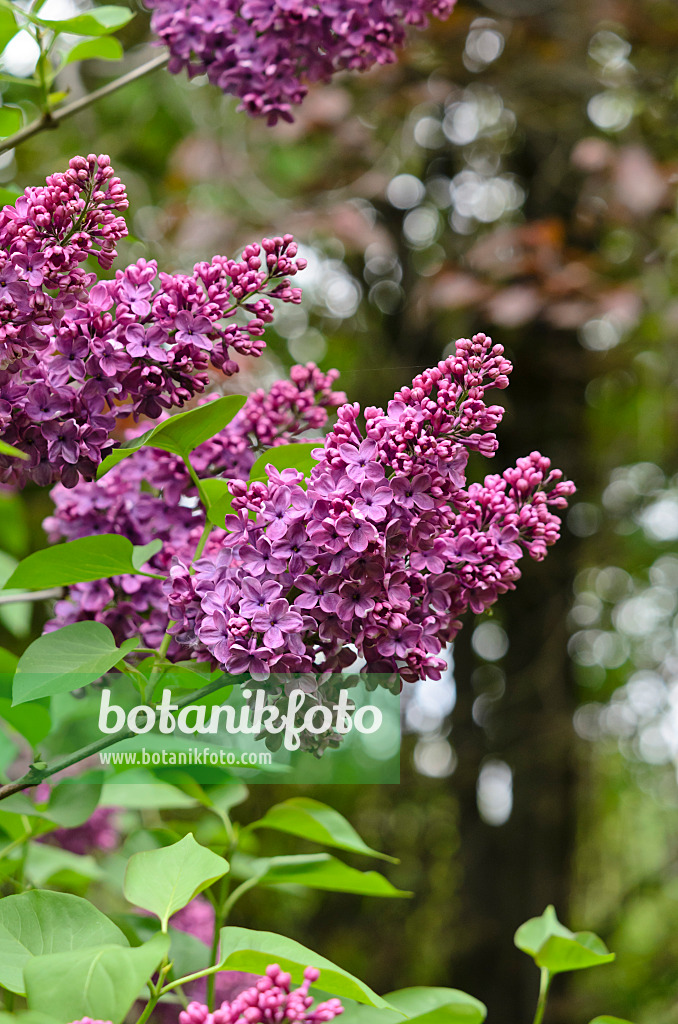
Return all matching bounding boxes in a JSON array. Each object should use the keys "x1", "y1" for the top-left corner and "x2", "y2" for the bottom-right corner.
[{"x1": 1, "y1": 0, "x2": 678, "y2": 1021}]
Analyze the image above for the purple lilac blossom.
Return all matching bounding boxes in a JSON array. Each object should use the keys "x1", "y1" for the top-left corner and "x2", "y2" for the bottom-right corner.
[
  {"x1": 162, "y1": 334, "x2": 575, "y2": 686},
  {"x1": 43, "y1": 364, "x2": 346, "y2": 656},
  {"x1": 0, "y1": 154, "x2": 306, "y2": 488},
  {"x1": 148, "y1": 0, "x2": 456, "y2": 125},
  {"x1": 179, "y1": 964, "x2": 343, "y2": 1024}
]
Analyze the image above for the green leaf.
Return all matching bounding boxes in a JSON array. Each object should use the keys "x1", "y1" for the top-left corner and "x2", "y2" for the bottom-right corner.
[
  {"x1": 131, "y1": 538, "x2": 163, "y2": 570},
  {"x1": 97, "y1": 395, "x2": 247, "y2": 478},
  {"x1": 202, "y1": 783, "x2": 249, "y2": 814},
  {"x1": 0, "y1": 1013, "x2": 63, "y2": 1024},
  {"x1": 43, "y1": 780, "x2": 102, "y2": 828},
  {"x1": 35, "y1": 6, "x2": 135, "y2": 35},
  {"x1": 249, "y1": 797, "x2": 397, "y2": 862},
  {"x1": 0, "y1": 890, "x2": 127, "y2": 995},
  {"x1": 0, "y1": 6, "x2": 18, "y2": 50},
  {"x1": 64, "y1": 36, "x2": 124, "y2": 65},
  {"x1": 0, "y1": 436, "x2": 27, "y2": 460},
  {"x1": 23, "y1": 845, "x2": 104, "y2": 888},
  {"x1": 124, "y1": 833, "x2": 229, "y2": 929},
  {"x1": 202, "y1": 478, "x2": 237, "y2": 527},
  {"x1": 215, "y1": 927, "x2": 389, "y2": 1007},
  {"x1": 4, "y1": 534, "x2": 164, "y2": 590},
  {"x1": 0, "y1": 106, "x2": 21, "y2": 139},
  {"x1": 515, "y1": 907, "x2": 614, "y2": 975},
  {"x1": 535, "y1": 932, "x2": 615, "y2": 975},
  {"x1": 386, "y1": 987, "x2": 487, "y2": 1024},
  {"x1": 0, "y1": 696, "x2": 51, "y2": 745},
  {"x1": 0, "y1": 187, "x2": 21, "y2": 207},
  {"x1": 249, "y1": 442, "x2": 320, "y2": 482},
  {"x1": 100, "y1": 776, "x2": 200, "y2": 809},
  {"x1": 588, "y1": 1018, "x2": 636, "y2": 1024},
  {"x1": 13, "y1": 621, "x2": 139, "y2": 705},
  {"x1": 514, "y1": 906, "x2": 573, "y2": 957},
  {"x1": 241, "y1": 853, "x2": 410, "y2": 898},
  {"x1": 25, "y1": 933, "x2": 169, "y2": 1024}
]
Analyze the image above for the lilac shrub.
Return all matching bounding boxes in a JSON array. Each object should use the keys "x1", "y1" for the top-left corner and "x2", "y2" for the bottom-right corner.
[
  {"x1": 148, "y1": 0, "x2": 456, "y2": 124},
  {"x1": 0, "y1": 154, "x2": 306, "y2": 488}
]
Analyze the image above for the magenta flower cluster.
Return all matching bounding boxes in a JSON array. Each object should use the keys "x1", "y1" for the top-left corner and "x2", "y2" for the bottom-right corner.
[
  {"x1": 148, "y1": 0, "x2": 456, "y2": 125},
  {"x1": 44, "y1": 363, "x2": 346, "y2": 653},
  {"x1": 0, "y1": 154, "x2": 306, "y2": 488},
  {"x1": 162, "y1": 335, "x2": 574, "y2": 685},
  {"x1": 179, "y1": 964, "x2": 343, "y2": 1024}
]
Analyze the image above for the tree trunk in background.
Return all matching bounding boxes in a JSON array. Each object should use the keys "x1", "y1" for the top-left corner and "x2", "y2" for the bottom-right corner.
[{"x1": 446, "y1": 325, "x2": 588, "y2": 1022}]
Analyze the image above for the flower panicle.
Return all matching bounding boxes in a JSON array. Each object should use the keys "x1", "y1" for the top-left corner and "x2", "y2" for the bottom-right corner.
[{"x1": 0, "y1": 157, "x2": 305, "y2": 489}]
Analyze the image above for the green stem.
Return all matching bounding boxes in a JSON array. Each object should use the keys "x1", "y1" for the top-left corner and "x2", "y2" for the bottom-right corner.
[
  {"x1": 193, "y1": 520, "x2": 212, "y2": 563},
  {"x1": 0, "y1": 830, "x2": 32, "y2": 860},
  {"x1": 183, "y1": 455, "x2": 210, "y2": 511},
  {"x1": 164, "y1": 875, "x2": 260, "y2": 1001},
  {"x1": 531, "y1": 969, "x2": 551, "y2": 1024},
  {"x1": 134, "y1": 973, "x2": 168, "y2": 1024},
  {"x1": 0, "y1": 677, "x2": 231, "y2": 802},
  {"x1": 220, "y1": 877, "x2": 259, "y2": 919},
  {"x1": 0, "y1": 52, "x2": 168, "y2": 155}
]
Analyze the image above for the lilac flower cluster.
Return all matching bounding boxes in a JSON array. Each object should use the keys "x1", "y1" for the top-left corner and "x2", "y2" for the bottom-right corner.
[
  {"x1": 44, "y1": 364, "x2": 345, "y2": 653},
  {"x1": 0, "y1": 154, "x2": 306, "y2": 488},
  {"x1": 179, "y1": 965, "x2": 343, "y2": 1024},
  {"x1": 163, "y1": 335, "x2": 574, "y2": 686},
  {"x1": 148, "y1": 0, "x2": 456, "y2": 125}
]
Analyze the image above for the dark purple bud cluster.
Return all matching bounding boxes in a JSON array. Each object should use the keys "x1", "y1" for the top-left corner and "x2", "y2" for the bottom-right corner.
[{"x1": 148, "y1": 0, "x2": 456, "y2": 125}]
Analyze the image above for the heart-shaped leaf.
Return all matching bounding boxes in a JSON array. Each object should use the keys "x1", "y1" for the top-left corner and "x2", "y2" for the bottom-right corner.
[
  {"x1": 514, "y1": 906, "x2": 574, "y2": 957},
  {"x1": 24, "y1": 933, "x2": 169, "y2": 1024},
  {"x1": 124, "y1": 833, "x2": 229, "y2": 929},
  {"x1": 215, "y1": 927, "x2": 389, "y2": 1007},
  {"x1": 4, "y1": 535, "x2": 163, "y2": 590},
  {"x1": 0, "y1": 890, "x2": 127, "y2": 995},
  {"x1": 13, "y1": 621, "x2": 139, "y2": 705},
  {"x1": 515, "y1": 907, "x2": 614, "y2": 976},
  {"x1": 97, "y1": 395, "x2": 246, "y2": 478}
]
